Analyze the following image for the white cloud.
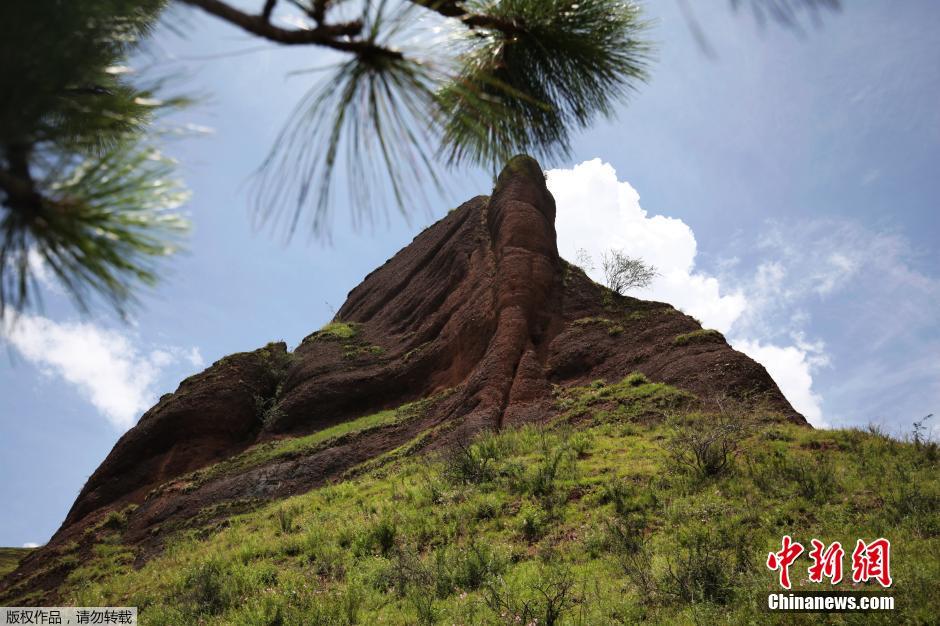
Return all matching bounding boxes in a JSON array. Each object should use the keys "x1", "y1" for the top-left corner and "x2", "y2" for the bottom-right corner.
[
  {"x1": 547, "y1": 159, "x2": 747, "y2": 333},
  {"x1": 185, "y1": 346, "x2": 205, "y2": 368},
  {"x1": 547, "y1": 158, "x2": 825, "y2": 424},
  {"x1": 731, "y1": 338, "x2": 827, "y2": 427},
  {"x1": 814, "y1": 252, "x2": 857, "y2": 295},
  {"x1": 1, "y1": 314, "x2": 203, "y2": 430},
  {"x1": 22, "y1": 542, "x2": 40, "y2": 548}
]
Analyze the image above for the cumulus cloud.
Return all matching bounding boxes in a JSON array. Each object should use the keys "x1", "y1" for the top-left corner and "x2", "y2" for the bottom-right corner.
[
  {"x1": 547, "y1": 158, "x2": 827, "y2": 425},
  {"x1": 731, "y1": 338, "x2": 827, "y2": 426},
  {"x1": 547, "y1": 159, "x2": 747, "y2": 333},
  {"x1": 2, "y1": 314, "x2": 204, "y2": 430}
]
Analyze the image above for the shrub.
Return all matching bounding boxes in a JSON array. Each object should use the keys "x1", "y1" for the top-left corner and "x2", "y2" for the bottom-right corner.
[
  {"x1": 484, "y1": 564, "x2": 578, "y2": 626},
  {"x1": 526, "y1": 446, "x2": 568, "y2": 499},
  {"x1": 431, "y1": 541, "x2": 506, "y2": 597},
  {"x1": 601, "y1": 250, "x2": 658, "y2": 295},
  {"x1": 443, "y1": 430, "x2": 505, "y2": 485},
  {"x1": 451, "y1": 541, "x2": 506, "y2": 591},
  {"x1": 616, "y1": 536, "x2": 657, "y2": 599},
  {"x1": 365, "y1": 517, "x2": 397, "y2": 557},
  {"x1": 339, "y1": 583, "x2": 364, "y2": 625},
  {"x1": 665, "y1": 414, "x2": 747, "y2": 478},
  {"x1": 887, "y1": 462, "x2": 940, "y2": 536},
  {"x1": 606, "y1": 514, "x2": 647, "y2": 556},
  {"x1": 101, "y1": 509, "x2": 128, "y2": 531},
  {"x1": 912, "y1": 414, "x2": 938, "y2": 463},
  {"x1": 567, "y1": 431, "x2": 593, "y2": 458},
  {"x1": 747, "y1": 449, "x2": 837, "y2": 502},
  {"x1": 600, "y1": 480, "x2": 657, "y2": 518},
  {"x1": 517, "y1": 502, "x2": 549, "y2": 542},
  {"x1": 183, "y1": 560, "x2": 229, "y2": 615},
  {"x1": 474, "y1": 496, "x2": 501, "y2": 520},
  {"x1": 254, "y1": 394, "x2": 285, "y2": 429},
  {"x1": 661, "y1": 531, "x2": 732, "y2": 605},
  {"x1": 787, "y1": 456, "x2": 837, "y2": 502}
]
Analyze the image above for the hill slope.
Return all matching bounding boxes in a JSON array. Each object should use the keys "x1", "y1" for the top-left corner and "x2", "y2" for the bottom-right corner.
[
  {"x1": 1, "y1": 155, "x2": 873, "y2": 615},
  {"x1": 0, "y1": 548, "x2": 32, "y2": 579},
  {"x1": 3, "y1": 382, "x2": 938, "y2": 623}
]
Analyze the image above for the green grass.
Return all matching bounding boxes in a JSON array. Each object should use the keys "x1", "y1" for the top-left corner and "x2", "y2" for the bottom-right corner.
[
  {"x1": 552, "y1": 373, "x2": 694, "y2": 423},
  {"x1": 160, "y1": 397, "x2": 439, "y2": 493},
  {"x1": 0, "y1": 547, "x2": 32, "y2": 578},
  {"x1": 571, "y1": 316, "x2": 624, "y2": 336},
  {"x1": 302, "y1": 322, "x2": 388, "y2": 361},
  {"x1": 343, "y1": 344, "x2": 385, "y2": 360},
  {"x1": 17, "y1": 378, "x2": 939, "y2": 624},
  {"x1": 673, "y1": 329, "x2": 724, "y2": 346},
  {"x1": 315, "y1": 322, "x2": 359, "y2": 341}
]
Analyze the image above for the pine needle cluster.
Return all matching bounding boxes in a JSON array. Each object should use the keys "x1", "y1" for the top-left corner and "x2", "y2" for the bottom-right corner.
[{"x1": 0, "y1": 0, "x2": 189, "y2": 317}]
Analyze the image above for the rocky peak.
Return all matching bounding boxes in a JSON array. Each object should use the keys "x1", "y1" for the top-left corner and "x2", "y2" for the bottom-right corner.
[{"x1": 2, "y1": 156, "x2": 805, "y2": 600}]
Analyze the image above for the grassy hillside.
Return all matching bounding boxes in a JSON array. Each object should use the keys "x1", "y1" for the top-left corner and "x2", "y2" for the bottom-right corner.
[
  {"x1": 0, "y1": 548, "x2": 32, "y2": 579},
  {"x1": 9, "y1": 376, "x2": 939, "y2": 624}
]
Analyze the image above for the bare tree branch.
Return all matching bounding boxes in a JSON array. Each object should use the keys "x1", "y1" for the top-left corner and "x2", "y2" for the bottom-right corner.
[{"x1": 601, "y1": 250, "x2": 657, "y2": 295}]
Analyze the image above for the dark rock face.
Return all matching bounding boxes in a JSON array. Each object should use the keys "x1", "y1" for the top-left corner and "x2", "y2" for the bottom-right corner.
[
  {"x1": 62, "y1": 343, "x2": 289, "y2": 527},
  {"x1": 2, "y1": 156, "x2": 805, "y2": 599}
]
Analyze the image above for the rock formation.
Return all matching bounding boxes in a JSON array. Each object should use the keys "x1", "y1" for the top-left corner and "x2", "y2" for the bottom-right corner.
[{"x1": 1, "y1": 156, "x2": 805, "y2": 599}]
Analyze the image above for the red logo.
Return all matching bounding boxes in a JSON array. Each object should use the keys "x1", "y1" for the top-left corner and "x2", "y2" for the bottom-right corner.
[
  {"x1": 768, "y1": 536, "x2": 893, "y2": 589},
  {"x1": 766, "y1": 535, "x2": 805, "y2": 589},
  {"x1": 807, "y1": 539, "x2": 844, "y2": 584},
  {"x1": 851, "y1": 538, "x2": 892, "y2": 587}
]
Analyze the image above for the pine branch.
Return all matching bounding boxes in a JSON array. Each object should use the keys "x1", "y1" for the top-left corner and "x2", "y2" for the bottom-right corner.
[
  {"x1": 1, "y1": 141, "x2": 190, "y2": 317},
  {"x1": 178, "y1": 0, "x2": 403, "y2": 59},
  {"x1": 0, "y1": 146, "x2": 43, "y2": 214},
  {"x1": 261, "y1": 0, "x2": 277, "y2": 22},
  {"x1": 407, "y1": 0, "x2": 524, "y2": 34},
  {"x1": 406, "y1": 0, "x2": 466, "y2": 19}
]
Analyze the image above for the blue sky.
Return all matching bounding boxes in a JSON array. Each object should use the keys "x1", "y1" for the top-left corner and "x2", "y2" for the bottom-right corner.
[{"x1": 1, "y1": 1, "x2": 938, "y2": 547}]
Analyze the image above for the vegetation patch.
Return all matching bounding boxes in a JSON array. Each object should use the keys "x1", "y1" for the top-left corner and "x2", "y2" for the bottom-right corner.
[
  {"x1": 553, "y1": 373, "x2": 694, "y2": 423},
  {"x1": 571, "y1": 316, "x2": 624, "y2": 336},
  {"x1": 302, "y1": 321, "x2": 388, "y2": 361},
  {"x1": 343, "y1": 344, "x2": 385, "y2": 360},
  {"x1": 314, "y1": 322, "x2": 359, "y2": 341},
  {"x1": 402, "y1": 343, "x2": 429, "y2": 363},
  {"x1": 0, "y1": 548, "x2": 33, "y2": 579},
  {"x1": 673, "y1": 329, "x2": 724, "y2": 346},
  {"x1": 165, "y1": 396, "x2": 441, "y2": 492},
  {"x1": 41, "y1": 401, "x2": 938, "y2": 624}
]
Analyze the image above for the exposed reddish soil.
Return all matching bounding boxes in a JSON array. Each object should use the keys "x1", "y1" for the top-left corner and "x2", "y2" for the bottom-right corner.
[{"x1": 1, "y1": 156, "x2": 805, "y2": 601}]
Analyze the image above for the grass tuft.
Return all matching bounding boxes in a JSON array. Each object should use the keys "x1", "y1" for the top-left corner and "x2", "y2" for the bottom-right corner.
[{"x1": 673, "y1": 329, "x2": 724, "y2": 346}]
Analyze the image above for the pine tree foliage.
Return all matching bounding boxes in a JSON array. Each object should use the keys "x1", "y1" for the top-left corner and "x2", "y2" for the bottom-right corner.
[
  {"x1": 188, "y1": 0, "x2": 836, "y2": 237},
  {"x1": 251, "y1": 1, "x2": 446, "y2": 235},
  {"x1": 0, "y1": 0, "x2": 189, "y2": 317},
  {"x1": 438, "y1": 0, "x2": 652, "y2": 166},
  {"x1": 185, "y1": 0, "x2": 655, "y2": 236},
  {"x1": 0, "y1": 0, "x2": 841, "y2": 315},
  {"x1": 732, "y1": 0, "x2": 840, "y2": 28}
]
